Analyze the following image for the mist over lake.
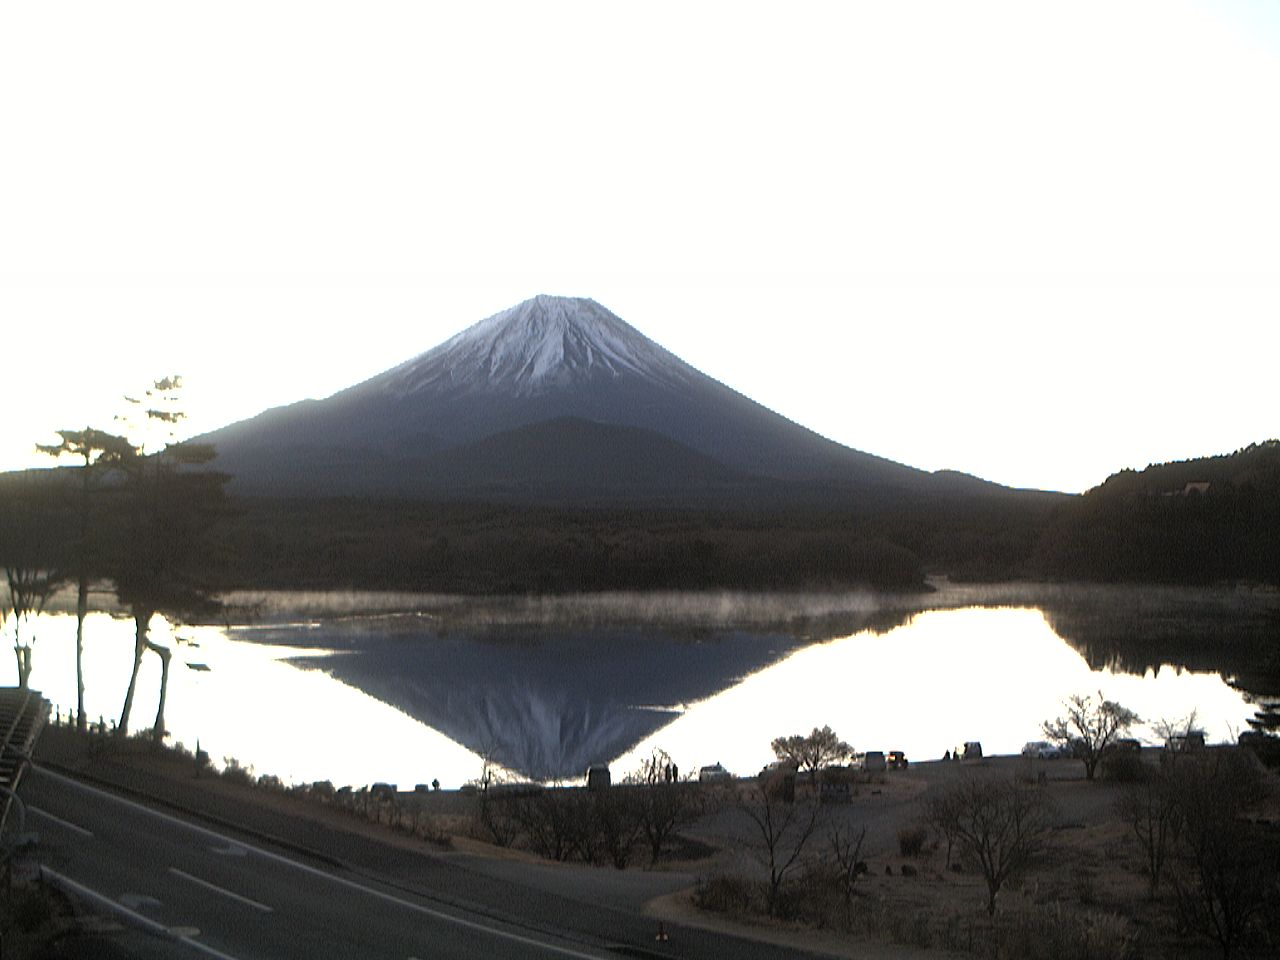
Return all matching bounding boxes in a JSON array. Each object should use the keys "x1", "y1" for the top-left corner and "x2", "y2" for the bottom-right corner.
[{"x1": 10, "y1": 583, "x2": 1275, "y2": 788}]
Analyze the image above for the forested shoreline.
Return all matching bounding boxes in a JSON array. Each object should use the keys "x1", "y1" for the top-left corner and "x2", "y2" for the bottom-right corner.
[{"x1": 3, "y1": 440, "x2": 1278, "y2": 597}]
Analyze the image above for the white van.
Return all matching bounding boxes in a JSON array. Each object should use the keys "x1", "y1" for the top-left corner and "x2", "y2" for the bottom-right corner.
[
  {"x1": 1021, "y1": 741, "x2": 1060, "y2": 759},
  {"x1": 698, "y1": 763, "x2": 732, "y2": 783}
]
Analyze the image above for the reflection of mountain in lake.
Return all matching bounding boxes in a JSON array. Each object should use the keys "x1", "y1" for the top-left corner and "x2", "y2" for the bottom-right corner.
[
  {"x1": 226, "y1": 585, "x2": 1280, "y2": 776},
  {"x1": 263, "y1": 621, "x2": 823, "y2": 780}
]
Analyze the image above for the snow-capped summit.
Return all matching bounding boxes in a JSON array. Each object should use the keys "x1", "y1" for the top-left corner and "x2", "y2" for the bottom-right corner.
[
  {"x1": 375, "y1": 295, "x2": 691, "y2": 397},
  {"x1": 202, "y1": 294, "x2": 945, "y2": 500}
]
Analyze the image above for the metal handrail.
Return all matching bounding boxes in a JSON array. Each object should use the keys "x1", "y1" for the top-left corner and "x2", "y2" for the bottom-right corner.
[
  {"x1": 0, "y1": 686, "x2": 32, "y2": 756},
  {"x1": 0, "y1": 687, "x2": 45, "y2": 837}
]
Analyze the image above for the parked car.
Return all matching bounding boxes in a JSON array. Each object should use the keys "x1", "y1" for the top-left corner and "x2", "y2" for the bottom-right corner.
[
  {"x1": 863, "y1": 750, "x2": 887, "y2": 772},
  {"x1": 586, "y1": 764, "x2": 611, "y2": 791},
  {"x1": 760, "y1": 759, "x2": 798, "y2": 778},
  {"x1": 1107, "y1": 737, "x2": 1141, "y2": 753},
  {"x1": 1021, "y1": 740, "x2": 1060, "y2": 759},
  {"x1": 698, "y1": 762, "x2": 732, "y2": 783},
  {"x1": 760, "y1": 761, "x2": 797, "y2": 800},
  {"x1": 887, "y1": 750, "x2": 908, "y2": 769}
]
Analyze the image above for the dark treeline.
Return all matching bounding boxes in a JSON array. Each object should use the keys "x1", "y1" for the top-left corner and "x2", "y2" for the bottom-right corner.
[
  {"x1": 4, "y1": 440, "x2": 1278, "y2": 597},
  {"x1": 1032, "y1": 441, "x2": 1280, "y2": 585},
  {"x1": 210, "y1": 497, "x2": 934, "y2": 592},
  {"x1": 0, "y1": 479, "x2": 1060, "y2": 595},
  {"x1": 176, "y1": 483, "x2": 1075, "y2": 593}
]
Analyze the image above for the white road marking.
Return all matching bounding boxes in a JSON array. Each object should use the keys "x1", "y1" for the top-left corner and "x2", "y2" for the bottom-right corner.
[
  {"x1": 120, "y1": 893, "x2": 163, "y2": 911},
  {"x1": 169, "y1": 867, "x2": 274, "y2": 913},
  {"x1": 39, "y1": 866, "x2": 246, "y2": 960},
  {"x1": 30, "y1": 805, "x2": 94, "y2": 838},
  {"x1": 34, "y1": 765, "x2": 609, "y2": 960}
]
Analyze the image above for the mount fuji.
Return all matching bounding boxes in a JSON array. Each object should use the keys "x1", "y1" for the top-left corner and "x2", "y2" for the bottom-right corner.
[{"x1": 203, "y1": 295, "x2": 990, "y2": 502}]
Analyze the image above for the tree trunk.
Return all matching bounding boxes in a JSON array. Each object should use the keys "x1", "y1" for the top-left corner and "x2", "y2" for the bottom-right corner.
[
  {"x1": 147, "y1": 640, "x2": 171, "y2": 741},
  {"x1": 118, "y1": 608, "x2": 151, "y2": 735},
  {"x1": 14, "y1": 645, "x2": 32, "y2": 689},
  {"x1": 11, "y1": 610, "x2": 27, "y2": 688},
  {"x1": 767, "y1": 869, "x2": 782, "y2": 917},
  {"x1": 75, "y1": 575, "x2": 88, "y2": 731}
]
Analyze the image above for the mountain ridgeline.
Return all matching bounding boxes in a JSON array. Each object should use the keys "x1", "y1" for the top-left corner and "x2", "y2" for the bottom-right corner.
[
  {"x1": 180, "y1": 295, "x2": 1067, "y2": 590},
  {"x1": 192, "y1": 290, "x2": 1277, "y2": 589},
  {"x1": 202, "y1": 295, "x2": 1002, "y2": 503}
]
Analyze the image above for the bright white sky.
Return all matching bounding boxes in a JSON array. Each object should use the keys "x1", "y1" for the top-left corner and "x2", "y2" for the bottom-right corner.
[{"x1": 3, "y1": 1, "x2": 1277, "y2": 493}]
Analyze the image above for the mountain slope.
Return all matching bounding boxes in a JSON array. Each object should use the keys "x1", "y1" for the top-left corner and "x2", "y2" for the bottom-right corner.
[{"x1": 204, "y1": 295, "x2": 986, "y2": 501}]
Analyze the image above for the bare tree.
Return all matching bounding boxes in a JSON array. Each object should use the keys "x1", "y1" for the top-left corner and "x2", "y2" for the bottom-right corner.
[
  {"x1": 469, "y1": 742, "x2": 524, "y2": 846},
  {"x1": 511, "y1": 788, "x2": 589, "y2": 863},
  {"x1": 1152, "y1": 710, "x2": 1200, "y2": 746},
  {"x1": 770, "y1": 725, "x2": 853, "y2": 779},
  {"x1": 924, "y1": 781, "x2": 968, "y2": 871},
  {"x1": 826, "y1": 821, "x2": 867, "y2": 921},
  {"x1": 1115, "y1": 768, "x2": 1180, "y2": 896},
  {"x1": 590, "y1": 788, "x2": 644, "y2": 869},
  {"x1": 737, "y1": 778, "x2": 824, "y2": 915},
  {"x1": 1167, "y1": 748, "x2": 1276, "y2": 959},
  {"x1": 625, "y1": 748, "x2": 701, "y2": 863},
  {"x1": 1153, "y1": 710, "x2": 1204, "y2": 772},
  {"x1": 925, "y1": 775, "x2": 1054, "y2": 916},
  {"x1": 1042, "y1": 691, "x2": 1140, "y2": 780}
]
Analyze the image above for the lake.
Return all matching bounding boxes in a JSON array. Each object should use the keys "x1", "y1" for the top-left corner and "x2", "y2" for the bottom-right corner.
[{"x1": 7, "y1": 582, "x2": 1276, "y2": 788}]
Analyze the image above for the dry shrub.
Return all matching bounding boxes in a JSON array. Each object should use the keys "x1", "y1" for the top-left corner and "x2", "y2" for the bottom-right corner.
[
  {"x1": 220, "y1": 756, "x2": 254, "y2": 784},
  {"x1": 1100, "y1": 751, "x2": 1146, "y2": 783},
  {"x1": 881, "y1": 906, "x2": 939, "y2": 949},
  {"x1": 472, "y1": 788, "x2": 643, "y2": 866},
  {"x1": 767, "y1": 865, "x2": 845, "y2": 926},
  {"x1": 257, "y1": 773, "x2": 285, "y2": 792},
  {"x1": 472, "y1": 793, "x2": 521, "y2": 848},
  {"x1": 693, "y1": 874, "x2": 763, "y2": 917},
  {"x1": 897, "y1": 825, "x2": 928, "y2": 857},
  {"x1": 984, "y1": 905, "x2": 1139, "y2": 960},
  {"x1": 409, "y1": 811, "x2": 453, "y2": 848},
  {"x1": 1071, "y1": 866, "x2": 1098, "y2": 906}
]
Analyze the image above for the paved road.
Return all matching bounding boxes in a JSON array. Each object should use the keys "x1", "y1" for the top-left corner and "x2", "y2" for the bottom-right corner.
[
  {"x1": 20, "y1": 766, "x2": 840, "y2": 960},
  {"x1": 25, "y1": 766, "x2": 616, "y2": 960}
]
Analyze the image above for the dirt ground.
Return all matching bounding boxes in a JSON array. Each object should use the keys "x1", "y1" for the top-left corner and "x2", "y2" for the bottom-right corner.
[{"x1": 674, "y1": 753, "x2": 1280, "y2": 959}]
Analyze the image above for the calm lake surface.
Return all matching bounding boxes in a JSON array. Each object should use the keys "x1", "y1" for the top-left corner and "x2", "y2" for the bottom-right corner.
[{"x1": 8, "y1": 582, "x2": 1277, "y2": 788}]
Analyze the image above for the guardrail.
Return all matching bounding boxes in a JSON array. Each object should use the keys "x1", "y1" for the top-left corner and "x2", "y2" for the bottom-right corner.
[{"x1": 0, "y1": 686, "x2": 50, "y2": 836}]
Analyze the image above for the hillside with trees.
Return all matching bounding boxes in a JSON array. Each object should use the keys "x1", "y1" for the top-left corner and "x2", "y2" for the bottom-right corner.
[{"x1": 1032, "y1": 441, "x2": 1280, "y2": 585}]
